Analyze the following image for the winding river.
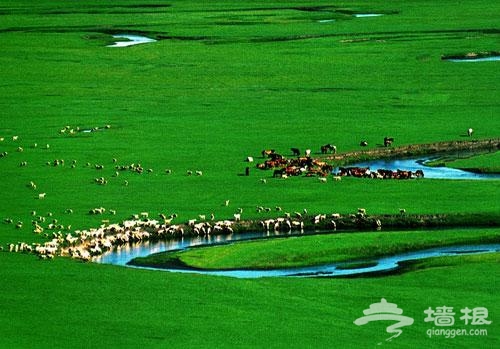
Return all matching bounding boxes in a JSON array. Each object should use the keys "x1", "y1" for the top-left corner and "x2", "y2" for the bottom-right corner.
[
  {"x1": 94, "y1": 156, "x2": 499, "y2": 277},
  {"x1": 94, "y1": 232, "x2": 500, "y2": 278}
]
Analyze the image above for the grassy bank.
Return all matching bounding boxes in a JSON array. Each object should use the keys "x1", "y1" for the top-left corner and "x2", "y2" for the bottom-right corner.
[
  {"x1": 130, "y1": 228, "x2": 500, "y2": 270},
  {"x1": 0, "y1": 0, "x2": 499, "y2": 347}
]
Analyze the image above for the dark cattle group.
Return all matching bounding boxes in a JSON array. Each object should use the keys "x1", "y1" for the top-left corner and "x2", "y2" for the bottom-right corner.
[
  {"x1": 320, "y1": 143, "x2": 337, "y2": 154},
  {"x1": 258, "y1": 148, "x2": 333, "y2": 178},
  {"x1": 337, "y1": 167, "x2": 424, "y2": 179}
]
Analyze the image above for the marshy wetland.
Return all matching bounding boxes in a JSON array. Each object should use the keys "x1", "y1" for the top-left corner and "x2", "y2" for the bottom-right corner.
[{"x1": 0, "y1": 0, "x2": 499, "y2": 348}]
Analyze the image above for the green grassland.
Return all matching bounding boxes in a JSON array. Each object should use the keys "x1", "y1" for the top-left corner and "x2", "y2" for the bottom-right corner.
[
  {"x1": 1, "y1": 249, "x2": 499, "y2": 349},
  {"x1": 132, "y1": 228, "x2": 500, "y2": 270},
  {"x1": 0, "y1": 0, "x2": 499, "y2": 348},
  {"x1": 446, "y1": 152, "x2": 500, "y2": 173}
]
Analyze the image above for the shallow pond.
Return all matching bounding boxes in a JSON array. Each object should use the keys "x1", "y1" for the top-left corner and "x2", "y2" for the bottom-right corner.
[
  {"x1": 107, "y1": 34, "x2": 157, "y2": 47},
  {"x1": 354, "y1": 14, "x2": 383, "y2": 18}
]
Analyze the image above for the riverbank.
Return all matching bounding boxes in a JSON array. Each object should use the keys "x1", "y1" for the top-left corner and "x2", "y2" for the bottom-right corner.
[{"x1": 327, "y1": 138, "x2": 500, "y2": 166}]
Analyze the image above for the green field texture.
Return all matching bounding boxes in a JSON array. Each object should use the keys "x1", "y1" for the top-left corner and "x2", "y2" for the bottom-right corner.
[
  {"x1": 132, "y1": 228, "x2": 500, "y2": 269},
  {"x1": 0, "y1": 1, "x2": 499, "y2": 348},
  {"x1": 0, "y1": 248, "x2": 498, "y2": 349},
  {"x1": 446, "y1": 152, "x2": 500, "y2": 173}
]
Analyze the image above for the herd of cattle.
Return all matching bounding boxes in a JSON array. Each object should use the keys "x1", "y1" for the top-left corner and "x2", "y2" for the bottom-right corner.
[
  {"x1": 257, "y1": 141, "x2": 424, "y2": 180},
  {"x1": 337, "y1": 167, "x2": 424, "y2": 179}
]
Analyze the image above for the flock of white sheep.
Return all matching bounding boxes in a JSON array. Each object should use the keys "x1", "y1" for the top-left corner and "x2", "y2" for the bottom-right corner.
[{"x1": 1, "y1": 127, "x2": 401, "y2": 263}]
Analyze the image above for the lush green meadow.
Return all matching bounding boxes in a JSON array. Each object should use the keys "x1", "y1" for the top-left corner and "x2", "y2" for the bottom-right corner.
[{"x1": 0, "y1": 0, "x2": 499, "y2": 348}]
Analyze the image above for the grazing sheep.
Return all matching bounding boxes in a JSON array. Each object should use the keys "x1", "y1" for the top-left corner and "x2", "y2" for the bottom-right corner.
[
  {"x1": 260, "y1": 178, "x2": 267, "y2": 184},
  {"x1": 358, "y1": 208, "x2": 366, "y2": 215},
  {"x1": 332, "y1": 176, "x2": 342, "y2": 181},
  {"x1": 399, "y1": 208, "x2": 406, "y2": 215},
  {"x1": 318, "y1": 177, "x2": 327, "y2": 183},
  {"x1": 12, "y1": 136, "x2": 18, "y2": 141},
  {"x1": 360, "y1": 141, "x2": 368, "y2": 147},
  {"x1": 186, "y1": 170, "x2": 193, "y2": 176},
  {"x1": 246, "y1": 156, "x2": 254, "y2": 163},
  {"x1": 224, "y1": 200, "x2": 230, "y2": 207},
  {"x1": 467, "y1": 128, "x2": 473, "y2": 137},
  {"x1": 198, "y1": 214, "x2": 206, "y2": 221},
  {"x1": 195, "y1": 170, "x2": 203, "y2": 176},
  {"x1": 38, "y1": 193, "x2": 46, "y2": 199},
  {"x1": 275, "y1": 206, "x2": 282, "y2": 211},
  {"x1": 305, "y1": 149, "x2": 311, "y2": 157},
  {"x1": 165, "y1": 169, "x2": 172, "y2": 174},
  {"x1": 17, "y1": 147, "x2": 23, "y2": 152},
  {"x1": 233, "y1": 213, "x2": 241, "y2": 222}
]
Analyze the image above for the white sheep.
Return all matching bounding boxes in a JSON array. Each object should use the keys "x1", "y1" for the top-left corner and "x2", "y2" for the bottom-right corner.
[
  {"x1": 318, "y1": 177, "x2": 327, "y2": 183},
  {"x1": 467, "y1": 128, "x2": 473, "y2": 137},
  {"x1": 38, "y1": 193, "x2": 46, "y2": 199}
]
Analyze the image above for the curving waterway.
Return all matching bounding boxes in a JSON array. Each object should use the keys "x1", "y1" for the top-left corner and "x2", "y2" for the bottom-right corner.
[{"x1": 94, "y1": 230, "x2": 500, "y2": 278}]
